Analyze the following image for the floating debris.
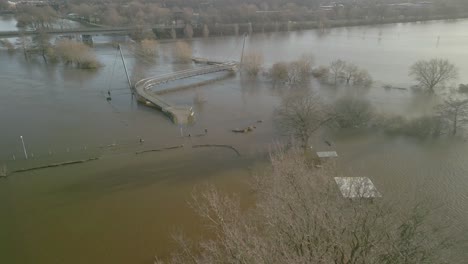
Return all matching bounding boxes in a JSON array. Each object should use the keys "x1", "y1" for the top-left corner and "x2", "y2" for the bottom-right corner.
[
  {"x1": 192, "y1": 144, "x2": 241, "y2": 156},
  {"x1": 232, "y1": 126, "x2": 256, "y2": 133}
]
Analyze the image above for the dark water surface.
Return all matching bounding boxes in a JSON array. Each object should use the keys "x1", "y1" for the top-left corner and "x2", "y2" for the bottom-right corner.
[{"x1": 1, "y1": 18, "x2": 468, "y2": 263}]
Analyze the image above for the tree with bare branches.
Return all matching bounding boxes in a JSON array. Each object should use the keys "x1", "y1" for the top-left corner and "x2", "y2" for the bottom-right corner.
[
  {"x1": 156, "y1": 147, "x2": 462, "y2": 264},
  {"x1": 173, "y1": 41, "x2": 192, "y2": 62},
  {"x1": 270, "y1": 62, "x2": 289, "y2": 85},
  {"x1": 55, "y1": 39, "x2": 101, "y2": 69},
  {"x1": 330, "y1": 59, "x2": 347, "y2": 85},
  {"x1": 275, "y1": 94, "x2": 334, "y2": 149},
  {"x1": 242, "y1": 51, "x2": 263, "y2": 77},
  {"x1": 410, "y1": 58, "x2": 458, "y2": 93},
  {"x1": 343, "y1": 62, "x2": 359, "y2": 84},
  {"x1": 184, "y1": 24, "x2": 194, "y2": 39},
  {"x1": 354, "y1": 69, "x2": 373, "y2": 87},
  {"x1": 287, "y1": 54, "x2": 314, "y2": 85},
  {"x1": 138, "y1": 39, "x2": 158, "y2": 58},
  {"x1": 203, "y1": 24, "x2": 210, "y2": 38},
  {"x1": 335, "y1": 96, "x2": 374, "y2": 128},
  {"x1": 437, "y1": 96, "x2": 468, "y2": 135}
]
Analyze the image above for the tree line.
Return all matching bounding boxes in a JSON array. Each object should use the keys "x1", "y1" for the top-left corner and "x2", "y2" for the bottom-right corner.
[{"x1": 4, "y1": 0, "x2": 468, "y2": 36}]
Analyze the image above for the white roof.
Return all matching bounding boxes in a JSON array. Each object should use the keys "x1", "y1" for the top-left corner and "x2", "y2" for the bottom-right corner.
[
  {"x1": 316, "y1": 151, "x2": 338, "y2": 158},
  {"x1": 334, "y1": 177, "x2": 382, "y2": 198}
]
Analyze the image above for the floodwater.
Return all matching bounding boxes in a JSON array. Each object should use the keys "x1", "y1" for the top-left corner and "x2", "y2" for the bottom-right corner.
[{"x1": 1, "y1": 17, "x2": 468, "y2": 263}]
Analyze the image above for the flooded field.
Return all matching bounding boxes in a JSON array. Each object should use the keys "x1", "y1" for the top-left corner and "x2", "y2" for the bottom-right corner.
[{"x1": 1, "y1": 17, "x2": 468, "y2": 263}]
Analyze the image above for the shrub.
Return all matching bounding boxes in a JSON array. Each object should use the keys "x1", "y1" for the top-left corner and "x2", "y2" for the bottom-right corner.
[
  {"x1": 269, "y1": 62, "x2": 289, "y2": 84},
  {"x1": 243, "y1": 51, "x2": 263, "y2": 76},
  {"x1": 55, "y1": 39, "x2": 101, "y2": 69},
  {"x1": 334, "y1": 97, "x2": 374, "y2": 128},
  {"x1": 173, "y1": 41, "x2": 192, "y2": 63}
]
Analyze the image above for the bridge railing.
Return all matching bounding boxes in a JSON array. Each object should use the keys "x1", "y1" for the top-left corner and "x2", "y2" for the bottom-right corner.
[{"x1": 135, "y1": 63, "x2": 236, "y2": 92}]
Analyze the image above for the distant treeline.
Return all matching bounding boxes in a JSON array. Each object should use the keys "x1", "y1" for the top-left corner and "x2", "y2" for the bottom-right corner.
[{"x1": 4, "y1": 0, "x2": 468, "y2": 30}]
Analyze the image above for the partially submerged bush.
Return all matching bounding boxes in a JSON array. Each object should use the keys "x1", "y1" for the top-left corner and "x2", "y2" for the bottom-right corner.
[
  {"x1": 173, "y1": 41, "x2": 192, "y2": 63},
  {"x1": 378, "y1": 115, "x2": 445, "y2": 138},
  {"x1": 270, "y1": 62, "x2": 289, "y2": 84},
  {"x1": 459, "y1": 84, "x2": 468, "y2": 94},
  {"x1": 55, "y1": 39, "x2": 101, "y2": 69},
  {"x1": 139, "y1": 38, "x2": 158, "y2": 57},
  {"x1": 334, "y1": 97, "x2": 374, "y2": 129},
  {"x1": 242, "y1": 51, "x2": 263, "y2": 76},
  {"x1": 287, "y1": 54, "x2": 314, "y2": 84},
  {"x1": 354, "y1": 69, "x2": 373, "y2": 87},
  {"x1": 316, "y1": 60, "x2": 372, "y2": 87},
  {"x1": 311, "y1": 65, "x2": 330, "y2": 81},
  {"x1": 0, "y1": 39, "x2": 15, "y2": 51},
  {"x1": 269, "y1": 54, "x2": 314, "y2": 85}
]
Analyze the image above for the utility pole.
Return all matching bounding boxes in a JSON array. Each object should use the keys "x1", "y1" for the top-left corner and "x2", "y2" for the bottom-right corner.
[
  {"x1": 240, "y1": 32, "x2": 247, "y2": 72},
  {"x1": 118, "y1": 44, "x2": 133, "y2": 89},
  {"x1": 20, "y1": 136, "x2": 28, "y2": 160}
]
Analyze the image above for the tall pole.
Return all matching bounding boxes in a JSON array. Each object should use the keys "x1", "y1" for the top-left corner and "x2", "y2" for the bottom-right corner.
[
  {"x1": 240, "y1": 33, "x2": 247, "y2": 73},
  {"x1": 118, "y1": 44, "x2": 133, "y2": 89},
  {"x1": 20, "y1": 136, "x2": 28, "y2": 160}
]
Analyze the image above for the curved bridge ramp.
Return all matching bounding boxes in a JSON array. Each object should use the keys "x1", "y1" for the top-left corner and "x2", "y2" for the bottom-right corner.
[{"x1": 134, "y1": 62, "x2": 237, "y2": 124}]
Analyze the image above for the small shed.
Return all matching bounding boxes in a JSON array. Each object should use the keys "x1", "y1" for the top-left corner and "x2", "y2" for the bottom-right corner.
[{"x1": 316, "y1": 151, "x2": 338, "y2": 158}]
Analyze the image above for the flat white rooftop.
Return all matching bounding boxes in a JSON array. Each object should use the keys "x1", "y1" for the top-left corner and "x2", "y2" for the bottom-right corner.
[
  {"x1": 316, "y1": 151, "x2": 338, "y2": 158},
  {"x1": 334, "y1": 177, "x2": 382, "y2": 198}
]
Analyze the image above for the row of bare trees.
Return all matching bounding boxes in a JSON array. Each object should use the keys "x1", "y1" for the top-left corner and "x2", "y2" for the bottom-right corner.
[
  {"x1": 270, "y1": 54, "x2": 314, "y2": 85},
  {"x1": 321, "y1": 59, "x2": 373, "y2": 87},
  {"x1": 156, "y1": 146, "x2": 464, "y2": 264},
  {"x1": 268, "y1": 56, "x2": 373, "y2": 88},
  {"x1": 12, "y1": 0, "x2": 467, "y2": 29}
]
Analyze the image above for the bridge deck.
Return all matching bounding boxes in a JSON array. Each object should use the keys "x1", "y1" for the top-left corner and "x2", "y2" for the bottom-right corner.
[
  {"x1": 134, "y1": 61, "x2": 237, "y2": 124},
  {"x1": 0, "y1": 25, "x2": 185, "y2": 37}
]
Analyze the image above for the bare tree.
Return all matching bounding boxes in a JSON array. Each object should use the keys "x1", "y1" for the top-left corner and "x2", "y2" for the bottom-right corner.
[
  {"x1": 55, "y1": 39, "x2": 101, "y2": 69},
  {"x1": 311, "y1": 65, "x2": 330, "y2": 82},
  {"x1": 410, "y1": 58, "x2": 458, "y2": 93},
  {"x1": 287, "y1": 54, "x2": 314, "y2": 84},
  {"x1": 138, "y1": 39, "x2": 158, "y2": 57},
  {"x1": 334, "y1": 96, "x2": 374, "y2": 128},
  {"x1": 157, "y1": 147, "x2": 461, "y2": 264},
  {"x1": 242, "y1": 51, "x2": 263, "y2": 77},
  {"x1": 330, "y1": 59, "x2": 346, "y2": 85},
  {"x1": 437, "y1": 97, "x2": 468, "y2": 135},
  {"x1": 184, "y1": 24, "x2": 194, "y2": 39},
  {"x1": 270, "y1": 62, "x2": 289, "y2": 85},
  {"x1": 275, "y1": 94, "x2": 334, "y2": 149},
  {"x1": 0, "y1": 0, "x2": 9, "y2": 10},
  {"x1": 343, "y1": 63, "x2": 359, "y2": 84},
  {"x1": 16, "y1": 6, "x2": 57, "y2": 29},
  {"x1": 202, "y1": 24, "x2": 210, "y2": 38},
  {"x1": 17, "y1": 30, "x2": 32, "y2": 60},
  {"x1": 354, "y1": 69, "x2": 373, "y2": 87},
  {"x1": 101, "y1": 7, "x2": 126, "y2": 26},
  {"x1": 170, "y1": 28, "x2": 177, "y2": 39},
  {"x1": 32, "y1": 29, "x2": 52, "y2": 63},
  {"x1": 173, "y1": 41, "x2": 192, "y2": 62},
  {"x1": 0, "y1": 39, "x2": 14, "y2": 52}
]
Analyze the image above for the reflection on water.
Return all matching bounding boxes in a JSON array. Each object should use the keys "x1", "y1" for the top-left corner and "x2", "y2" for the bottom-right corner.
[
  {"x1": 0, "y1": 15, "x2": 17, "y2": 31},
  {"x1": 1, "y1": 18, "x2": 468, "y2": 264}
]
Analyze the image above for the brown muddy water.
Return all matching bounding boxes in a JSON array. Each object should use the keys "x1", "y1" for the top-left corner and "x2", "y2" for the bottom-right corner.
[{"x1": 1, "y1": 17, "x2": 468, "y2": 263}]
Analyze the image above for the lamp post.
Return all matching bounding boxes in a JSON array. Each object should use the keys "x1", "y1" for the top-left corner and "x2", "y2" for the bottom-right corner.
[{"x1": 20, "y1": 136, "x2": 28, "y2": 160}]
